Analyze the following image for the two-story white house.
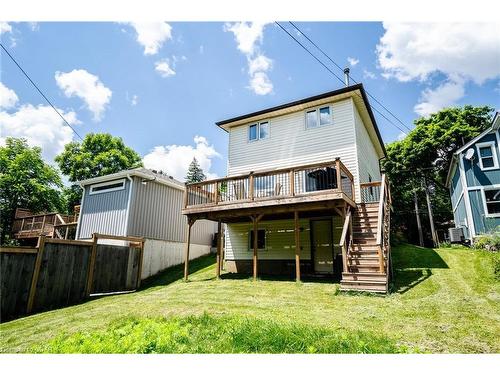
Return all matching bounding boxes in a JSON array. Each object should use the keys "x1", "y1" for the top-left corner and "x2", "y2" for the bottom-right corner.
[{"x1": 182, "y1": 83, "x2": 392, "y2": 293}]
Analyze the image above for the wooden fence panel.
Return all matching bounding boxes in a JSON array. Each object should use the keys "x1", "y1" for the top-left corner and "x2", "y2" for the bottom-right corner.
[
  {"x1": 0, "y1": 251, "x2": 37, "y2": 320},
  {"x1": 91, "y1": 245, "x2": 140, "y2": 294},
  {"x1": 31, "y1": 242, "x2": 91, "y2": 313}
]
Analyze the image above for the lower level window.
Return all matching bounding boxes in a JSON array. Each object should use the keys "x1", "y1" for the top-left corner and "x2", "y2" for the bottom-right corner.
[
  {"x1": 485, "y1": 188, "x2": 500, "y2": 215},
  {"x1": 249, "y1": 229, "x2": 266, "y2": 250}
]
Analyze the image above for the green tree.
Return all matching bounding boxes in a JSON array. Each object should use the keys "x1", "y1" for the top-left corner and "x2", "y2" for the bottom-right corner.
[
  {"x1": 55, "y1": 133, "x2": 143, "y2": 211},
  {"x1": 0, "y1": 138, "x2": 64, "y2": 244},
  {"x1": 185, "y1": 157, "x2": 206, "y2": 183},
  {"x1": 383, "y1": 105, "x2": 493, "y2": 245}
]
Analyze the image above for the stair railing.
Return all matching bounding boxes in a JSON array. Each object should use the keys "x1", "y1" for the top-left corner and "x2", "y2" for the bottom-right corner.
[
  {"x1": 339, "y1": 207, "x2": 352, "y2": 273},
  {"x1": 375, "y1": 174, "x2": 391, "y2": 274}
]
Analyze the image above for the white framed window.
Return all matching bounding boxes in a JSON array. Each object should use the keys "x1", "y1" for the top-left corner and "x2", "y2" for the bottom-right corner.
[
  {"x1": 483, "y1": 187, "x2": 500, "y2": 217},
  {"x1": 248, "y1": 121, "x2": 270, "y2": 142},
  {"x1": 475, "y1": 142, "x2": 499, "y2": 171},
  {"x1": 89, "y1": 179, "x2": 126, "y2": 195},
  {"x1": 248, "y1": 229, "x2": 267, "y2": 251},
  {"x1": 305, "y1": 105, "x2": 332, "y2": 129}
]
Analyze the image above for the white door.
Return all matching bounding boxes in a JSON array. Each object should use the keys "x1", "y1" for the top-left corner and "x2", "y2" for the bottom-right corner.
[{"x1": 311, "y1": 219, "x2": 334, "y2": 274}]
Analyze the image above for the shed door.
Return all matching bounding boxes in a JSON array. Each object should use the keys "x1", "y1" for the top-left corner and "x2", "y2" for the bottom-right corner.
[{"x1": 311, "y1": 219, "x2": 334, "y2": 274}]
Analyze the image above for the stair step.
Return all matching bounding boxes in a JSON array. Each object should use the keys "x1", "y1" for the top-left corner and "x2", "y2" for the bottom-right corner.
[
  {"x1": 348, "y1": 265, "x2": 383, "y2": 272},
  {"x1": 353, "y1": 239, "x2": 378, "y2": 245},
  {"x1": 340, "y1": 281, "x2": 387, "y2": 293},
  {"x1": 350, "y1": 244, "x2": 380, "y2": 251},
  {"x1": 348, "y1": 254, "x2": 381, "y2": 261},
  {"x1": 353, "y1": 232, "x2": 377, "y2": 238},
  {"x1": 352, "y1": 226, "x2": 378, "y2": 232},
  {"x1": 342, "y1": 272, "x2": 387, "y2": 282}
]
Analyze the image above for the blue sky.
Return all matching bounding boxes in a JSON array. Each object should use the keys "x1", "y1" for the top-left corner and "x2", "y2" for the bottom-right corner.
[{"x1": 1, "y1": 22, "x2": 499, "y2": 181}]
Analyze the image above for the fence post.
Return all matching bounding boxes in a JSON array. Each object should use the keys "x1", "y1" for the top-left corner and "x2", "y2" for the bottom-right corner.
[
  {"x1": 85, "y1": 233, "x2": 98, "y2": 296},
  {"x1": 27, "y1": 235, "x2": 46, "y2": 314},
  {"x1": 136, "y1": 239, "x2": 145, "y2": 289}
]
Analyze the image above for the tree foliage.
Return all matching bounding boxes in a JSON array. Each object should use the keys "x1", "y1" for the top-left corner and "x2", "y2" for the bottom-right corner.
[
  {"x1": 0, "y1": 138, "x2": 64, "y2": 243},
  {"x1": 55, "y1": 133, "x2": 143, "y2": 211},
  {"x1": 185, "y1": 157, "x2": 206, "y2": 183},
  {"x1": 383, "y1": 105, "x2": 494, "y2": 245}
]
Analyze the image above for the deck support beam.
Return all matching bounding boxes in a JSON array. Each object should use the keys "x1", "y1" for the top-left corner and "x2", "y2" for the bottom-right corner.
[
  {"x1": 216, "y1": 220, "x2": 222, "y2": 279},
  {"x1": 294, "y1": 211, "x2": 301, "y2": 282},
  {"x1": 250, "y1": 214, "x2": 264, "y2": 281},
  {"x1": 183, "y1": 217, "x2": 196, "y2": 281}
]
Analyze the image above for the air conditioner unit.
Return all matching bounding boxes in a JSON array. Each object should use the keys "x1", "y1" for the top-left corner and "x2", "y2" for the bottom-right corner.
[{"x1": 449, "y1": 227, "x2": 464, "y2": 243}]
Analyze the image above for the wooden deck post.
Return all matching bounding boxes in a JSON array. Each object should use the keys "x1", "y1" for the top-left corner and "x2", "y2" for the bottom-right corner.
[
  {"x1": 251, "y1": 214, "x2": 264, "y2": 281},
  {"x1": 27, "y1": 235, "x2": 46, "y2": 314},
  {"x1": 85, "y1": 233, "x2": 98, "y2": 296},
  {"x1": 216, "y1": 220, "x2": 222, "y2": 279},
  {"x1": 136, "y1": 238, "x2": 145, "y2": 288},
  {"x1": 294, "y1": 211, "x2": 301, "y2": 282},
  {"x1": 252, "y1": 216, "x2": 258, "y2": 281},
  {"x1": 335, "y1": 158, "x2": 342, "y2": 193},
  {"x1": 184, "y1": 218, "x2": 195, "y2": 281}
]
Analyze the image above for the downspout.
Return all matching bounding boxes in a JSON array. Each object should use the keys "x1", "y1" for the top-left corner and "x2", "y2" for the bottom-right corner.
[
  {"x1": 75, "y1": 183, "x2": 86, "y2": 240},
  {"x1": 123, "y1": 174, "x2": 134, "y2": 237}
]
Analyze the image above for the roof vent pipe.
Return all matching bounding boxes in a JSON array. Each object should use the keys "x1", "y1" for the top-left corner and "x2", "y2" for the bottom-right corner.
[{"x1": 343, "y1": 67, "x2": 350, "y2": 87}]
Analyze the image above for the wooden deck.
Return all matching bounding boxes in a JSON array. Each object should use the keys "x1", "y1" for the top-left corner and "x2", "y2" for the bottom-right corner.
[
  {"x1": 182, "y1": 158, "x2": 355, "y2": 221},
  {"x1": 12, "y1": 207, "x2": 80, "y2": 241}
]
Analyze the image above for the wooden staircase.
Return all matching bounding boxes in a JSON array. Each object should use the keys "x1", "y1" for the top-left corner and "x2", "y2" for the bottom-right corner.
[{"x1": 339, "y1": 176, "x2": 391, "y2": 293}]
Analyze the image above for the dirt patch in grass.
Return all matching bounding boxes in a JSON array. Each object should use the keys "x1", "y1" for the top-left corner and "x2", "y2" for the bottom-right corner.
[{"x1": 32, "y1": 313, "x2": 408, "y2": 354}]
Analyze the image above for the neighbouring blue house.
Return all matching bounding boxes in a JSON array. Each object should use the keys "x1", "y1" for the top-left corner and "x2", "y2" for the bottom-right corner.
[{"x1": 446, "y1": 112, "x2": 500, "y2": 241}]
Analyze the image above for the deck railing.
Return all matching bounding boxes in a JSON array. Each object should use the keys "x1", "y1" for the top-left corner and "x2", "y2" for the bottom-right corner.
[
  {"x1": 12, "y1": 211, "x2": 79, "y2": 240},
  {"x1": 360, "y1": 181, "x2": 381, "y2": 203},
  {"x1": 184, "y1": 158, "x2": 354, "y2": 209}
]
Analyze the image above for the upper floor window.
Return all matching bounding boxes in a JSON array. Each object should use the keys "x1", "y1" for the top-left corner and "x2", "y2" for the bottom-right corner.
[
  {"x1": 476, "y1": 142, "x2": 499, "y2": 170},
  {"x1": 249, "y1": 121, "x2": 270, "y2": 142},
  {"x1": 484, "y1": 188, "x2": 500, "y2": 216},
  {"x1": 89, "y1": 179, "x2": 126, "y2": 195},
  {"x1": 305, "y1": 106, "x2": 332, "y2": 129}
]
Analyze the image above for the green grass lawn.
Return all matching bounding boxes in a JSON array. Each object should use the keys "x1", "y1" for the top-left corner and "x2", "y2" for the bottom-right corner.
[{"x1": 1, "y1": 244, "x2": 499, "y2": 353}]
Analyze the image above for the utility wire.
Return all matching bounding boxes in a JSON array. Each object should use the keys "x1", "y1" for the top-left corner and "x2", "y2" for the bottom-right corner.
[
  {"x1": 276, "y1": 22, "x2": 410, "y2": 135},
  {"x1": 289, "y1": 22, "x2": 412, "y2": 133},
  {"x1": 0, "y1": 43, "x2": 84, "y2": 141}
]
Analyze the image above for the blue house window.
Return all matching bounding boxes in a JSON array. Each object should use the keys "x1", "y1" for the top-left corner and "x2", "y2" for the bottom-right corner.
[
  {"x1": 476, "y1": 142, "x2": 499, "y2": 170},
  {"x1": 484, "y1": 188, "x2": 500, "y2": 216}
]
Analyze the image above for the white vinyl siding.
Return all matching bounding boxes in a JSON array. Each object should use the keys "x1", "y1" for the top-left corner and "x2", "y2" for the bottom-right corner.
[
  {"x1": 354, "y1": 104, "x2": 382, "y2": 185},
  {"x1": 225, "y1": 216, "x2": 343, "y2": 261},
  {"x1": 228, "y1": 99, "x2": 359, "y2": 194}
]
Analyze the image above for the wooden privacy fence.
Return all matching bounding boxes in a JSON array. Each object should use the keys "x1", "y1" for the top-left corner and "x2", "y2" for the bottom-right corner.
[{"x1": 0, "y1": 233, "x2": 144, "y2": 321}]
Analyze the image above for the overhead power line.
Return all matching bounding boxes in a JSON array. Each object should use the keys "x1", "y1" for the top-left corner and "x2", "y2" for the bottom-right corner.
[
  {"x1": 0, "y1": 43, "x2": 84, "y2": 141},
  {"x1": 288, "y1": 22, "x2": 413, "y2": 133},
  {"x1": 275, "y1": 22, "x2": 411, "y2": 135}
]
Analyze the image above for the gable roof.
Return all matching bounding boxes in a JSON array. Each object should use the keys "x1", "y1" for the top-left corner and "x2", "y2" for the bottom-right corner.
[
  {"x1": 445, "y1": 111, "x2": 499, "y2": 187},
  {"x1": 78, "y1": 168, "x2": 185, "y2": 191},
  {"x1": 216, "y1": 83, "x2": 386, "y2": 156}
]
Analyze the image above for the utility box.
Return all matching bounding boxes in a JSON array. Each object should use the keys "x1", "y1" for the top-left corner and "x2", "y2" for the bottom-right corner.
[{"x1": 449, "y1": 227, "x2": 464, "y2": 243}]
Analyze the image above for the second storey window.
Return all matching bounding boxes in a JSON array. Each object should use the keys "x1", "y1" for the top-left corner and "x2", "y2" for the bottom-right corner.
[
  {"x1": 306, "y1": 106, "x2": 332, "y2": 129},
  {"x1": 476, "y1": 142, "x2": 499, "y2": 170},
  {"x1": 249, "y1": 121, "x2": 270, "y2": 142}
]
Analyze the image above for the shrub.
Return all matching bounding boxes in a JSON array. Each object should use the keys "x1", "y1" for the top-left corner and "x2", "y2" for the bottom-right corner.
[{"x1": 472, "y1": 232, "x2": 500, "y2": 252}]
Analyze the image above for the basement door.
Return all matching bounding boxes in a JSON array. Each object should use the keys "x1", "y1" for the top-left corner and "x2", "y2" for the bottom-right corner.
[{"x1": 311, "y1": 219, "x2": 334, "y2": 274}]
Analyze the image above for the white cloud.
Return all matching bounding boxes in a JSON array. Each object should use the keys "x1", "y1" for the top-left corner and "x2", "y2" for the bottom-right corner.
[
  {"x1": 248, "y1": 54, "x2": 272, "y2": 76},
  {"x1": 0, "y1": 82, "x2": 19, "y2": 109},
  {"x1": 28, "y1": 22, "x2": 39, "y2": 31},
  {"x1": 143, "y1": 136, "x2": 221, "y2": 181},
  {"x1": 131, "y1": 95, "x2": 138, "y2": 106},
  {"x1": 363, "y1": 69, "x2": 376, "y2": 80},
  {"x1": 224, "y1": 22, "x2": 267, "y2": 55},
  {"x1": 397, "y1": 132, "x2": 406, "y2": 141},
  {"x1": 224, "y1": 22, "x2": 273, "y2": 95},
  {"x1": 155, "y1": 59, "x2": 176, "y2": 78},
  {"x1": 347, "y1": 57, "x2": 359, "y2": 66},
  {"x1": 55, "y1": 69, "x2": 112, "y2": 121},
  {"x1": 0, "y1": 22, "x2": 12, "y2": 35},
  {"x1": 0, "y1": 104, "x2": 78, "y2": 161},
  {"x1": 414, "y1": 80, "x2": 465, "y2": 117},
  {"x1": 128, "y1": 22, "x2": 172, "y2": 55},
  {"x1": 199, "y1": 45, "x2": 204, "y2": 54},
  {"x1": 377, "y1": 22, "x2": 500, "y2": 116},
  {"x1": 248, "y1": 72, "x2": 273, "y2": 96}
]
